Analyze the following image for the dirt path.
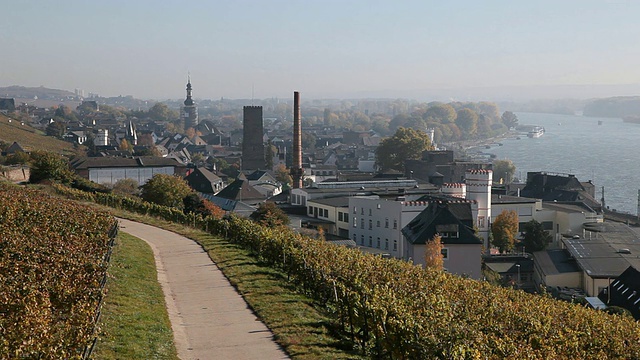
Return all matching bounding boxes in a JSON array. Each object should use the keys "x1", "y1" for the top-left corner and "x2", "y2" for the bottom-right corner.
[{"x1": 118, "y1": 218, "x2": 289, "y2": 360}]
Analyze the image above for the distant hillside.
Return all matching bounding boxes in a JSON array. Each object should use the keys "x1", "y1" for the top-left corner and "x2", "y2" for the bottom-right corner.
[
  {"x1": 0, "y1": 85, "x2": 75, "y2": 99},
  {"x1": 0, "y1": 113, "x2": 79, "y2": 156},
  {"x1": 583, "y1": 96, "x2": 640, "y2": 118}
]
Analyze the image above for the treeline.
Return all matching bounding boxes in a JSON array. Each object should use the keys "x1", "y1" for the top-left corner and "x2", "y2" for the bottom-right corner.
[
  {"x1": 52, "y1": 183, "x2": 640, "y2": 359},
  {"x1": 583, "y1": 96, "x2": 640, "y2": 118},
  {"x1": 0, "y1": 183, "x2": 118, "y2": 358}
]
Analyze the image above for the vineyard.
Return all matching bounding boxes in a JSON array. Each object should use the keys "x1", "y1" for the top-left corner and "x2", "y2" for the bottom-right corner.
[
  {"x1": 0, "y1": 183, "x2": 117, "y2": 358},
  {"x1": 51, "y1": 184, "x2": 640, "y2": 359}
]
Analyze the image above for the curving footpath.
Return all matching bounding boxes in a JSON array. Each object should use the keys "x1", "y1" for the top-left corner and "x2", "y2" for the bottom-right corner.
[{"x1": 118, "y1": 218, "x2": 289, "y2": 360}]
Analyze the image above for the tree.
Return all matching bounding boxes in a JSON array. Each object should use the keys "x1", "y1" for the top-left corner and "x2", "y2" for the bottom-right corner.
[
  {"x1": 140, "y1": 174, "x2": 194, "y2": 208},
  {"x1": 119, "y1": 138, "x2": 133, "y2": 153},
  {"x1": 182, "y1": 193, "x2": 224, "y2": 218},
  {"x1": 148, "y1": 102, "x2": 179, "y2": 122},
  {"x1": 301, "y1": 131, "x2": 316, "y2": 151},
  {"x1": 491, "y1": 209, "x2": 519, "y2": 254},
  {"x1": 265, "y1": 140, "x2": 277, "y2": 170},
  {"x1": 423, "y1": 103, "x2": 456, "y2": 124},
  {"x1": 501, "y1": 111, "x2": 519, "y2": 129},
  {"x1": 112, "y1": 178, "x2": 140, "y2": 196},
  {"x1": 250, "y1": 202, "x2": 289, "y2": 227},
  {"x1": 424, "y1": 234, "x2": 444, "y2": 271},
  {"x1": 29, "y1": 151, "x2": 74, "y2": 184},
  {"x1": 493, "y1": 159, "x2": 516, "y2": 184},
  {"x1": 274, "y1": 164, "x2": 293, "y2": 186},
  {"x1": 375, "y1": 127, "x2": 434, "y2": 172},
  {"x1": 455, "y1": 108, "x2": 479, "y2": 138},
  {"x1": 521, "y1": 220, "x2": 552, "y2": 253},
  {"x1": 46, "y1": 121, "x2": 66, "y2": 139}
]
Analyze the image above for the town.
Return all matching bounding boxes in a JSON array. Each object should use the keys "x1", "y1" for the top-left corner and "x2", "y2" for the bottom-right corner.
[{"x1": 2, "y1": 79, "x2": 639, "y2": 316}]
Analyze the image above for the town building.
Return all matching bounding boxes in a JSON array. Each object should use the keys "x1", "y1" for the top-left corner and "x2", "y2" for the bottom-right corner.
[{"x1": 70, "y1": 156, "x2": 185, "y2": 185}]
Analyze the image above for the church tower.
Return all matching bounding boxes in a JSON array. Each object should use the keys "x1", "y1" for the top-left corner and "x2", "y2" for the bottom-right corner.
[{"x1": 181, "y1": 76, "x2": 198, "y2": 130}]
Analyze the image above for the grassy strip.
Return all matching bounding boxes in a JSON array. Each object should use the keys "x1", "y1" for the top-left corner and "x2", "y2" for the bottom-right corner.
[
  {"x1": 110, "y1": 210, "x2": 363, "y2": 360},
  {"x1": 92, "y1": 232, "x2": 178, "y2": 360}
]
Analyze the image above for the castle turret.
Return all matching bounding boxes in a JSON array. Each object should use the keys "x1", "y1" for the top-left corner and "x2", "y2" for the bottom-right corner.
[{"x1": 465, "y1": 169, "x2": 492, "y2": 251}]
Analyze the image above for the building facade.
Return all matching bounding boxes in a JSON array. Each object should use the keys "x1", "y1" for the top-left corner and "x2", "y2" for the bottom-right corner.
[{"x1": 242, "y1": 106, "x2": 265, "y2": 170}]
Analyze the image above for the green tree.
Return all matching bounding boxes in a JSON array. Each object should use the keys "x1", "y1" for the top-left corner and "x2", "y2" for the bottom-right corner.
[
  {"x1": 140, "y1": 174, "x2": 194, "y2": 208},
  {"x1": 493, "y1": 159, "x2": 516, "y2": 184},
  {"x1": 112, "y1": 178, "x2": 140, "y2": 196},
  {"x1": 423, "y1": 103, "x2": 456, "y2": 124},
  {"x1": 375, "y1": 127, "x2": 434, "y2": 172},
  {"x1": 424, "y1": 234, "x2": 444, "y2": 271},
  {"x1": 491, "y1": 209, "x2": 519, "y2": 254},
  {"x1": 455, "y1": 108, "x2": 479, "y2": 138},
  {"x1": 250, "y1": 202, "x2": 289, "y2": 227},
  {"x1": 46, "y1": 121, "x2": 66, "y2": 139},
  {"x1": 501, "y1": 111, "x2": 519, "y2": 129},
  {"x1": 521, "y1": 220, "x2": 552, "y2": 253},
  {"x1": 148, "y1": 102, "x2": 179, "y2": 122},
  {"x1": 119, "y1": 139, "x2": 133, "y2": 153},
  {"x1": 265, "y1": 140, "x2": 277, "y2": 170},
  {"x1": 29, "y1": 151, "x2": 74, "y2": 184}
]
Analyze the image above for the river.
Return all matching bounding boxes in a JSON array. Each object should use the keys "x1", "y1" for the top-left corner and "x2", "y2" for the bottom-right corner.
[{"x1": 481, "y1": 112, "x2": 640, "y2": 215}]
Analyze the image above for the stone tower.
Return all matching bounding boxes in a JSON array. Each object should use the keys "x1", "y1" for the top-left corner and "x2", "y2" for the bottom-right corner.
[
  {"x1": 242, "y1": 106, "x2": 266, "y2": 170},
  {"x1": 465, "y1": 169, "x2": 493, "y2": 250},
  {"x1": 181, "y1": 76, "x2": 198, "y2": 130}
]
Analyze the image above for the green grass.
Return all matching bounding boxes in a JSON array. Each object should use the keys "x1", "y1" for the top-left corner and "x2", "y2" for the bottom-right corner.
[
  {"x1": 92, "y1": 232, "x2": 178, "y2": 360},
  {"x1": 110, "y1": 210, "x2": 364, "y2": 360}
]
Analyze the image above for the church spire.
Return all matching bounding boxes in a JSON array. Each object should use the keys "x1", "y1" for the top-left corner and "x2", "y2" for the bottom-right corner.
[{"x1": 184, "y1": 75, "x2": 194, "y2": 106}]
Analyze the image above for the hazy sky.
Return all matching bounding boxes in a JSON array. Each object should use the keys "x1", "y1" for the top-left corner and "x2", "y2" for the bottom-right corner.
[{"x1": 3, "y1": 1, "x2": 640, "y2": 101}]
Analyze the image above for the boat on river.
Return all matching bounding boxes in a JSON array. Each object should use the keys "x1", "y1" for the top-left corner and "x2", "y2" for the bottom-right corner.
[{"x1": 527, "y1": 126, "x2": 545, "y2": 138}]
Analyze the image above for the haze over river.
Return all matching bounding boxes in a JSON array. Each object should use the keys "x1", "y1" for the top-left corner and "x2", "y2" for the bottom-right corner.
[{"x1": 483, "y1": 112, "x2": 640, "y2": 215}]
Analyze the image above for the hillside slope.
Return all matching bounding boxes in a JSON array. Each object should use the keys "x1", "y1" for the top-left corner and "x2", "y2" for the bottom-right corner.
[{"x1": 0, "y1": 113, "x2": 80, "y2": 156}]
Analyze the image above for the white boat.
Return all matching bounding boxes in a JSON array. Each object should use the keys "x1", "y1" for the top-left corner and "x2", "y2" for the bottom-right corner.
[{"x1": 527, "y1": 126, "x2": 545, "y2": 138}]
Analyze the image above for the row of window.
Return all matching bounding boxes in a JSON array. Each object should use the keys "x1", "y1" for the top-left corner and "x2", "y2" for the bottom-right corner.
[
  {"x1": 353, "y1": 206, "x2": 380, "y2": 215},
  {"x1": 337, "y1": 211, "x2": 349, "y2": 222},
  {"x1": 308, "y1": 206, "x2": 329, "y2": 218},
  {"x1": 354, "y1": 234, "x2": 398, "y2": 251},
  {"x1": 352, "y1": 217, "x2": 397, "y2": 229}
]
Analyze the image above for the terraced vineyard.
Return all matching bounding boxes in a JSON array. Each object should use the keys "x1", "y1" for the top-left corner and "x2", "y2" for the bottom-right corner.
[
  {"x1": 0, "y1": 113, "x2": 78, "y2": 156},
  {"x1": 0, "y1": 183, "x2": 117, "y2": 358}
]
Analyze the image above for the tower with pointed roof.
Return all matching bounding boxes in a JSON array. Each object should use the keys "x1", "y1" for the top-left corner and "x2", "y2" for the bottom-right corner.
[{"x1": 181, "y1": 76, "x2": 198, "y2": 130}]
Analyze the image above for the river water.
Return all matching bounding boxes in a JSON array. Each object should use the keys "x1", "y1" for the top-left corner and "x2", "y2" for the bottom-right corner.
[{"x1": 482, "y1": 112, "x2": 640, "y2": 215}]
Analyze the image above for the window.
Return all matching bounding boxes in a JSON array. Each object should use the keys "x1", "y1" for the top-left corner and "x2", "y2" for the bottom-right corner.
[
  {"x1": 477, "y1": 216, "x2": 485, "y2": 229},
  {"x1": 377, "y1": 204, "x2": 381, "y2": 209},
  {"x1": 308, "y1": 206, "x2": 313, "y2": 215},
  {"x1": 338, "y1": 212, "x2": 343, "y2": 222},
  {"x1": 377, "y1": 237, "x2": 380, "y2": 248},
  {"x1": 344, "y1": 213, "x2": 348, "y2": 222},
  {"x1": 369, "y1": 220, "x2": 372, "y2": 230},
  {"x1": 542, "y1": 221, "x2": 553, "y2": 230},
  {"x1": 360, "y1": 218, "x2": 365, "y2": 229},
  {"x1": 361, "y1": 208, "x2": 364, "y2": 215},
  {"x1": 361, "y1": 235, "x2": 364, "y2": 245},
  {"x1": 393, "y1": 219, "x2": 397, "y2": 229},
  {"x1": 385, "y1": 239, "x2": 389, "y2": 250},
  {"x1": 385, "y1": 218, "x2": 389, "y2": 228},
  {"x1": 441, "y1": 248, "x2": 449, "y2": 260},
  {"x1": 518, "y1": 207, "x2": 532, "y2": 216},
  {"x1": 369, "y1": 209, "x2": 372, "y2": 216},
  {"x1": 353, "y1": 217, "x2": 357, "y2": 228},
  {"x1": 393, "y1": 239, "x2": 397, "y2": 251},
  {"x1": 324, "y1": 209, "x2": 328, "y2": 217},
  {"x1": 368, "y1": 236, "x2": 372, "y2": 247},
  {"x1": 353, "y1": 206, "x2": 357, "y2": 214},
  {"x1": 376, "y1": 220, "x2": 380, "y2": 228},
  {"x1": 353, "y1": 234, "x2": 356, "y2": 242}
]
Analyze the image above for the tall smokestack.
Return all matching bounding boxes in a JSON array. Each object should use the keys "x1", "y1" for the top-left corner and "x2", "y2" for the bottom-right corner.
[{"x1": 291, "y1": 91, "x2": 303, "y2": 188}]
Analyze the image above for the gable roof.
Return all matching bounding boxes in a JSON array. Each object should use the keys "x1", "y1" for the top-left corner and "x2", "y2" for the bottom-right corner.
[
  {"x1": 401, "y1": 201, "x2": 482, "y2": 245},
  {"x1": 215, "y1": 179, "x2": 265, "y2": 203},
  {"x1": 598, "y1": 266, "x2": 640, "y2": 319}
]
